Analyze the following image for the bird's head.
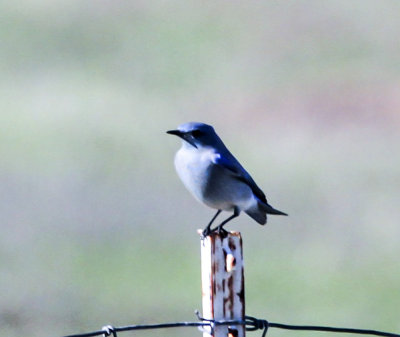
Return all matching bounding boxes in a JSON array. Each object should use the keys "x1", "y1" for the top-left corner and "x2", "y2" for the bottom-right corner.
[{"x1": 167, "y1": 122, "x2": 221, "y2": 149}]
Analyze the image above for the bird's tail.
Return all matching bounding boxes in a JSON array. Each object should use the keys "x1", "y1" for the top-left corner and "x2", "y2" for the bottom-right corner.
[
  {"x1": 245, "y1": 207, "x2": 267, "y2": 225},
  {"x1": 260, "y1": 202, "x2": 288, "y2": 216},
  {"x1": 245, "y1": 201, "x2": 287, "y2": 225}
]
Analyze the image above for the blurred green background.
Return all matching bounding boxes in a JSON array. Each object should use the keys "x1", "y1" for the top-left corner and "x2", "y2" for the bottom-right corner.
[{"x1": 1, "y1": 1, "x2": 399, "y2": 337}]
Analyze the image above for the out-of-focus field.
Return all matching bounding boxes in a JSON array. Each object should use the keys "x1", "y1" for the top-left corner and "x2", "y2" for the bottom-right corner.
[{"x1": 1, "y1": 1, "x2": 399, "y2": 337}]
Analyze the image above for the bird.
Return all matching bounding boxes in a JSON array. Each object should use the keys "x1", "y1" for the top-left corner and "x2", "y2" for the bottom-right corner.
[{"x1": 167, "y1": 122, "x2": 287, "y2": 236}]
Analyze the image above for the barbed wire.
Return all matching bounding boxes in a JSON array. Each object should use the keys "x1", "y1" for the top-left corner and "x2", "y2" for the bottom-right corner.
[{"x1": 61, "y1": 311, "x2": 400, "y2": 337}]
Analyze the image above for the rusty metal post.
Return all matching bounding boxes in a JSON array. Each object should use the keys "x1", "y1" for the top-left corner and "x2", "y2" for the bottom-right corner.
[{"x1": 200, "y1": 231, "x2": 245, "y2": 337}]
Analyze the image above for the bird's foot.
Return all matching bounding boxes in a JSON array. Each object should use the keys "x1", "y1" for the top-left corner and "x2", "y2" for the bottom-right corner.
[
  {"x1": 201, "y1": 225, "x2": 229, "y2": 238},
  {"x1": 201, "y1": 227, "x2": 212, "y2": 238},
  {"x1": 216, "y1": 226, "x2": 229, "y2": 237}
]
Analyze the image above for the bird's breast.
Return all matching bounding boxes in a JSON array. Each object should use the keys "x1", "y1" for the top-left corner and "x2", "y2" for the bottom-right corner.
[
  {"x1": 174, "y1": 147, "x2": 215, "y2": 202},
  {"x1": 174, "y1": 147, "x2": 254, "y2": 212}
]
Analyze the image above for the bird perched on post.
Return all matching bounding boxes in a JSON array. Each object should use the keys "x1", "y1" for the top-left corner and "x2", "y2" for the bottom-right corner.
[{"x1": 167, "y1": 122, "x2": 287, "y2": 236}]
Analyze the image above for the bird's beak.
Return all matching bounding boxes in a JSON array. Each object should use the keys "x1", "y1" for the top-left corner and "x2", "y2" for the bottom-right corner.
[
  {"x1": 166, "y1": 129, "x2": 197, "y2": 148},
  {"x1": 166, "y1": 129, "x2": 183, "y2": 137}
]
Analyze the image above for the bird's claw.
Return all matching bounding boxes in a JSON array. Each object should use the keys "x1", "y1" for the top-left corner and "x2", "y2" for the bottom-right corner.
[
  {"x1": 201, "y1": 226, "x2": 228, "y2": 239},
  {"x1": 217, "y1": 226, "x2": 228, "y2": 237},
  {"x1": 201, "y1": 227, "x2": 212, "y2": 238}
]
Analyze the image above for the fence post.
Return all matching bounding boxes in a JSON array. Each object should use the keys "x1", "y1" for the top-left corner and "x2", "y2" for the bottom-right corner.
[{"x1": 200, "y1": 231, "x2": 245, "y2": 337}]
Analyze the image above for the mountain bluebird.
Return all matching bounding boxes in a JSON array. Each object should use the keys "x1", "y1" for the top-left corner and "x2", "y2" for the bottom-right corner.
[{"x1": 167, "y1": 122, "x2": 287, "y2": 236}]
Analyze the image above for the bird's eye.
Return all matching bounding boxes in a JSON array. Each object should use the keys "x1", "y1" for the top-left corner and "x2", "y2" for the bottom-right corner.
[{"x1": 191, "y1": 130, "x2": 203, "y2": 138}]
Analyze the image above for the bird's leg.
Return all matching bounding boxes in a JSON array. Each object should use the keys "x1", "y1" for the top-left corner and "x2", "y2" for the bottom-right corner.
[
  {"x1": 215, "y1": 207, "x2": 240, "y2": 235},
  {"x1": 202, "y1": 209, "x2": 222, "y2": 237}
]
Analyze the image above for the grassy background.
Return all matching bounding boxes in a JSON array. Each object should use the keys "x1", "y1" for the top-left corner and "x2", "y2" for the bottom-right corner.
[{"x1": 1, "y1": 1, "x2": 399, "y2": 336}]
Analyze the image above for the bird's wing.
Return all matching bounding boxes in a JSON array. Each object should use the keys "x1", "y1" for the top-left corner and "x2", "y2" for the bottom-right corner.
[{"x1": 213, "y1": 153, "x2": 267, "y2": 203}]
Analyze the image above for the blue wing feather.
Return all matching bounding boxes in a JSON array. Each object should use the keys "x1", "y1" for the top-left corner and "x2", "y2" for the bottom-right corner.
[{"x1": 213, "y1": 153, "x2": 267, "y2": 203}]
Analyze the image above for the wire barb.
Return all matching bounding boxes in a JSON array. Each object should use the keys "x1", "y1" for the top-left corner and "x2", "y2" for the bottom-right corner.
[
  {"x1": 194, "y1": 310, "x2": 214, "y2": 334},
  {"x1": 245, "y1": 316, "x2": 269, "y2": 337},
  {"x1": 101, "y1": 325, "x2": 117, "y2": 337},
  {"x1": 194, "y1": 309, "x2": 212, "y2": 323}
]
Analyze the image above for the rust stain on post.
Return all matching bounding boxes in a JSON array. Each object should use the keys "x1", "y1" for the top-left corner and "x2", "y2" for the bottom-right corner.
[{"x1": 200, "y1": 231, "x2": 245, "y2": 337}]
